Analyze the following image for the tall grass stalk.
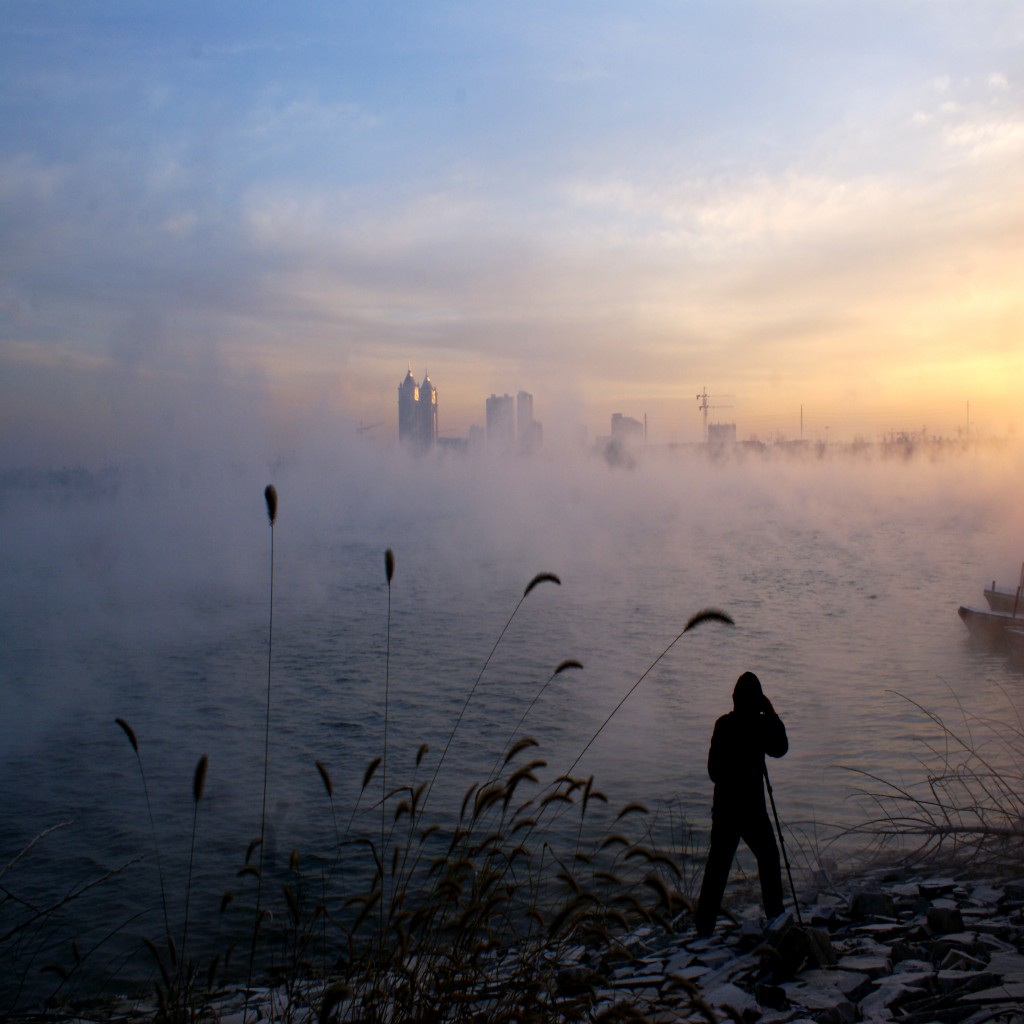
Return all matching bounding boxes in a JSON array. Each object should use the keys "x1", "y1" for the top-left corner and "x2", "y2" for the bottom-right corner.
[
  {"x1": 486, "y1": 658, "x2": 583, "y2": 783},
  {"x1": 180, "y1": 754, "x2": 208, "y2": 973},
  {"x1": 245, "y1": 484, "x2": 277, "y2": 1023},
  {"x1": 421, "y1": 571, "x2": 561, "y2": 815},
  {"x1": 563, "y1": 608, "x2": 733, "y2": 778},
  {"x1": 114, "y1": 717, "x2": 171, "y2": 947},
  {"x1": 382, "y1": 571, "x2": 563, "y2": 937},
  {"x1": 382, "y1": 548, "x2": 394, "y2": 938}
]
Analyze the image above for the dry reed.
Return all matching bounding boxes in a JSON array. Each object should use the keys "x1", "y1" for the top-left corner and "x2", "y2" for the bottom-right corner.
[{"x1": 840, "y1": 689, "x2": 1024, "y2": 873}]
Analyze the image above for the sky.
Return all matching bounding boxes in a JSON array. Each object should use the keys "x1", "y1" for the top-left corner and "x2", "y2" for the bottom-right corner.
[{"x1": 1, "y1": 0, "x2": 1022, "y2": 464}]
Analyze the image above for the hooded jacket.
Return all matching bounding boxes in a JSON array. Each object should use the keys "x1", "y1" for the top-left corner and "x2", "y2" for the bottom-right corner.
[{"x1": 707, "y1": 671, "x2": 788, "y2": 816}]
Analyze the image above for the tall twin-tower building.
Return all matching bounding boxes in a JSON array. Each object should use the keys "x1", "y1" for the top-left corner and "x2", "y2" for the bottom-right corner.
[
  {"x1": 397, "y1": 369, "x2": 438, "y2": 451},
  {"x1": 398, "y1": 368, "x2": 541, "y2": 453}
]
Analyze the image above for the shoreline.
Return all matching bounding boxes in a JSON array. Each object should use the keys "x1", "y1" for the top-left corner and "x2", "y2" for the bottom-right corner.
[{"x1": 22, "y1": 860, "x2": 1024, "y2": 1024}]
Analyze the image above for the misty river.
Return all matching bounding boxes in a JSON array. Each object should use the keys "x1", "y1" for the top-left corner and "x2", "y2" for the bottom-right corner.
[{"x1": 2, "y1": 440, "x2": 1022, "y2": 1006}]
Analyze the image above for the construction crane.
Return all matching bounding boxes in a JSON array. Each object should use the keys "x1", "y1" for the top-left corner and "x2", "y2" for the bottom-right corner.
[
  {"x1": 357, "y1": 421, "x2": 384, "y2": 436},
  {"x1": 695, "y1": 387, "x2": 734, "y2": 443}
]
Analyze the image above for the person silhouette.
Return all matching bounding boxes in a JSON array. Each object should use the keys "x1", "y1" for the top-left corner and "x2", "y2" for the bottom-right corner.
[{"x1": 695, "y1": 671, "x2": 789, "y2": 937}]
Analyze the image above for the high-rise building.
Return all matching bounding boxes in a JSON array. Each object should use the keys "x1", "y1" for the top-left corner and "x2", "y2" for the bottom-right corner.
[
  {"x1": 486, "y1": 393, "x2": 516, "y2": 447},
  {"x1": 419, "y1": 372, "x2": 438, "y2": 444},
  {"x1": 398, "y1": 369, "x2": 419, "y2": 442},
  {"x1": 398, "y1": 368, "x2": 438, "y2": 452},
  {"x1": 611, "y1": 412, "x2": 644, "y2": 442},
  {"x1": 516, "y1": 390, "x2": 533, "y2": 429},
  {"x1": 707, "y1": 422, "x2": 736, "y2": 445},
  {"x1": 517, "y1": 390, "x2": 542, "y2": 454}
]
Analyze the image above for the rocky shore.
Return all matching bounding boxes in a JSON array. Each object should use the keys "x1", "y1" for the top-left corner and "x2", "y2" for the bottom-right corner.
[
  {"x1": 33, "y1": 868, "x2": 1024, "y2": 1023},
  {"x1": 593, "y1": 867, "x2": 1024, "y2": 1023}
]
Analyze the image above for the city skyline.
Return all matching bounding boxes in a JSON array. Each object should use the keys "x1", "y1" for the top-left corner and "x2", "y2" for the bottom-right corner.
[
  {"x1": 2, "y1": 4, "x2": 1022, "y2": 467},
  {"x1": 394, "y1": 364, "x2": 984, "y2": 451},
  {"x1": 399, "y1": 368, "x2": 546, "y2": 452}
]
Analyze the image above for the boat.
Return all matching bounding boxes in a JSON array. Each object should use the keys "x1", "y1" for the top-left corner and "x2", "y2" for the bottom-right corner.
[
  {"x1": 957, "y1": 604, "x2": 1023, "y2": 638},
  {"x1": 984, "y1": 584, "x2": 1023, "y2": 614},
  {"x1": 984, "y1": 563, "x2": 1024, "y2": 614}
]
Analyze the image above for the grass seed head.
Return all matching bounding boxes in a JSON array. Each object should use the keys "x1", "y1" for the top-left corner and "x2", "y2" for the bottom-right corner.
[
  {"x1": 523, "y1": 571, "x2": 561, "y2": 598},
  {"x1": 115, "y1": 717, "x2": 139, "y2": 753},
  {"x1": 193, "y1": 754, "x2": 209, "y2": 802},
  {"x1": 316, "y1": 759, "x2": 333, "y2": 797},
  {"x1": 363, "y1": 756, "x2": 381, "y2": 791},
  {"x1": 554, "y1": 658, "x2": 583, "y2": 676},
  {"x1": 683, "y1": 608, "x2": 734, "y2": 633}
]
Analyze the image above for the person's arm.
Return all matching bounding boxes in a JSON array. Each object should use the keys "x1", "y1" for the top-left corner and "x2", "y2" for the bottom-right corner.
[{"x1": 761, "y1": 695, "x2": 789, "y2": 758}]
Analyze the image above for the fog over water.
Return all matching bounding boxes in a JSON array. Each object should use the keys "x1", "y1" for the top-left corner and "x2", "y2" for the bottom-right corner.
[{"x1": 2, "y1": 438, "x2": 1023, "y2": 1003}]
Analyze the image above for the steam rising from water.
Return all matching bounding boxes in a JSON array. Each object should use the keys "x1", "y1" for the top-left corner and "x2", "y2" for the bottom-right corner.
[
  {"x1": 1, "y1": 438, "x2": 1022, "y2": 1003},
  {"x1": 2, "y1": 439, "x2": 1022, "y2": 759}
]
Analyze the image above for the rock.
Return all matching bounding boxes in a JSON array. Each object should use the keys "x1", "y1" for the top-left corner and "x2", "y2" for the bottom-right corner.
[
  {"x1": 918, "y1": 877, "x2": 957, "y2": 898},
  {"x1": 988, "y1": 950, "x2": 1024, "y2": 982},
  {"x1": 939, "y1": 948, "x2": 986, "y2": 972},
  {"x1": 799, "y1": 968, "x2": 874, "y2": 1003},
  {"x1": 783, "y1": 977, "x2": 857, "y2": 1015},
  {"x1": 860, "y1": 976, "x2": 928, "y2": 1016},
  {"x1": 702, "y1": 981, "x2": 757, "y2": 1014},
  {"x1": 759, "y1": 925, "x2": 833, "y2": 980},
  {"x1": 926, "y1": 931, "x2": 986, "y2": 965},
  {"x1": 1001, "y1": 878, "x2": 1024, "y2": 902},
  {"x1": 889, "y1": 940, "x2": 924, "y2": 965},
  {"x1": 963, "y1": 1004, "x2": 1023, "y2": 1024},
  {"x1": 892, "y1": 959, "x2": 933, "y2": 976},
  {"x1": 763, "y1": 909, "x2": 794, "y2": 943},
  {"x1": 663, "y1": 948, "x2": 696, "y2": 974},
  {"x1": 850, "y1": 890, "x2": 897, "y2": 920},
  {"x1": 556, "y1": 966, "x2": 604, "y2": 997},
  {"x1": 926, "y1": 903, "x2": 964, "y2": 934},
  {"x1": 935, "y1": 969, "x2": 999, "y2": 995},
  {"x1": 836, "y1": 953, "x2": 890, "y2": 979},
  {"x1": 754, "y1": 981, "x2": 789, "y2": 1010},
  {"x1": 965, "y1": 882, "x2": 1003, "y2": 905},
  {"x1": 881, "y1": 967, "x2": 934, "y2": 989},
  {"x1": 960, "y1": 980, "x2": 1024, "y2": 1003},
  {"x1": 977, "y1": 930, "x2": 1017, "y2": 953}
]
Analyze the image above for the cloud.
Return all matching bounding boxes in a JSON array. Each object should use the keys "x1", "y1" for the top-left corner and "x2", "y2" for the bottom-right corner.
[
  {"x1": 944, "y1": 117, "x2": 1024, "y2": 159},
  {"x1": 2, "y1": 1, "x2": 1023, "y2": 458}
]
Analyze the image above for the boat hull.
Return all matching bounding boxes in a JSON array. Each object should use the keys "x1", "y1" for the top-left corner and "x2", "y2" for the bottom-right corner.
[
  {"x1": 958, "y1": 604, "x2": 1024, "y2": 638},
  {"x1": 1006, "y1": 627, "x2": 1024, "y2": 659}
]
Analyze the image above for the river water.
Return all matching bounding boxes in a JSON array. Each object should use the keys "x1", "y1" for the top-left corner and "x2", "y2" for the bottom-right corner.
[{"x1": 2, "y1": 440, "x2": 1022, "y2": 1006}]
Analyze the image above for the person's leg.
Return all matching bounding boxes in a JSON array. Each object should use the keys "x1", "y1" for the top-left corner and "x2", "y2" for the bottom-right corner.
[
  {"x1": 742, "y1": 813, "x2": 784, "y2": 920},
  {"x1": 695, "y1": 818, "x2": 740, "y2": 936}
]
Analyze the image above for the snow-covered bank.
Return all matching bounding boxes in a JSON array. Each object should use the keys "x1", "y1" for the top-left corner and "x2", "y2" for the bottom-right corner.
[{"x1": 26, "y1": 867, "x2": 1024, "y2": 1023}]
